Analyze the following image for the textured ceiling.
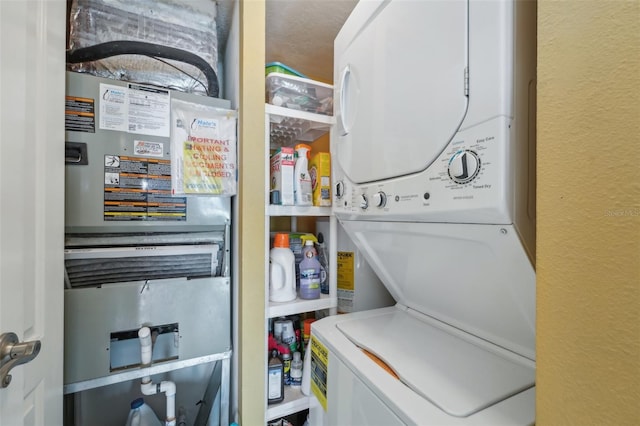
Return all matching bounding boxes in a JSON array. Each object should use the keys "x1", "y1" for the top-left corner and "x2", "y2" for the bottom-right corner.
[
  {"x1": 215, "y1": 0, "x2": 358, "y2": 83},
  {"x1": 265, "y1": 0, "x2": 359, "y2": 83}
]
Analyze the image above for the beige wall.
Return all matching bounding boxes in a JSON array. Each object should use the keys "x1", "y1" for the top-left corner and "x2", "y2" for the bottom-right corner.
[
  {"x1": 238, "y1": 0, "x2": 266, "y2": 424},
  {"x1": 537, "y1": 1, "x2": 640, "y2": 424}
]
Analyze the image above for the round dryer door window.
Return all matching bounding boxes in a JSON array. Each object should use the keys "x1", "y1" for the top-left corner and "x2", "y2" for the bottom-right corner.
[{"x1": 334, "y1": 0, "x2": 469, "y2": 184}]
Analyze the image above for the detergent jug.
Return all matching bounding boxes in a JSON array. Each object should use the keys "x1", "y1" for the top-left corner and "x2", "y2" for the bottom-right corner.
[{"x1": 269, "y1": 233, "x2": 296, "y2": 302}]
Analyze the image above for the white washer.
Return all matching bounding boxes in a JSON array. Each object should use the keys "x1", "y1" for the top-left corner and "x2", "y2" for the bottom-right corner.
[{"x1": 309, "y1": 0, "x2": 537, "y2": 424}]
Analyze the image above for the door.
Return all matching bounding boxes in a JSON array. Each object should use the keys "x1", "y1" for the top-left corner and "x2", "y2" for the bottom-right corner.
[
  {"x1": 334, "y1": 0, "x2": 469, "y2": 184},
  {"x1": 0, "y1": 0, "x2": 65, "y2": 424}
]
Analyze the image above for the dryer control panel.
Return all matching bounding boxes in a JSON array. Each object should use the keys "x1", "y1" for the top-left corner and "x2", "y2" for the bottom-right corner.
[{"x1": 332, "y1": 117, "x2": 514, "y2": 225}]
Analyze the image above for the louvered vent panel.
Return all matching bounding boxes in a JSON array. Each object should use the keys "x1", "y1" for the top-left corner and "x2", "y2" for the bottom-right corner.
[
  {"x1": 65, "y1": 252, "x2": 215, "y2": 288},
  {"x1": 64, "y1": 231, "x2": 225, "y2": 288}
]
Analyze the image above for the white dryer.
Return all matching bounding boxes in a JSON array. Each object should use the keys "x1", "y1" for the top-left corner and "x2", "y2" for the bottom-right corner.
[{"x1": 309, "y1": 0, "x2": 537, "y2": 424}]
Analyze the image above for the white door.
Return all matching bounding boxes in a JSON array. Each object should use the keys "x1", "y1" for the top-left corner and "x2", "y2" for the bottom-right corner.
[
  {"x1": 0, "y1": 0, "x2": 65, "y2": 424},
  {"x1": 334, "y1": 0, "x2": 468, "y2": 184}
]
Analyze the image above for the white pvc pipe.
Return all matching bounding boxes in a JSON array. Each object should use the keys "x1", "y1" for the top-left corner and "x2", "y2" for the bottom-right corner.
[
  {"x1": 138, "y1": 328, "x2": 177, "y2": 426},
  {"x1": 138, "y1": 327, "x2": 153, "y2": 366},
  {"x1": 160, "y1": 381, "x2": 176, "y2": 422}
]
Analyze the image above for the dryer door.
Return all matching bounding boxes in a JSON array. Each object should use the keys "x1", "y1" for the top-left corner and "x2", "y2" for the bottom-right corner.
[{"x1": 334, "y1": 0, "x2": 468, "y2": 184}]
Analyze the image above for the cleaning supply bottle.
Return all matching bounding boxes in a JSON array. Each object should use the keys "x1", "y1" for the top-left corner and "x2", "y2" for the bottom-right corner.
[
  {"x1": 124, "y1": 397, "x2": 163, "y2": 426},
  {"x1": 299, "y1": 240, "x2": 321, "y2": 299},
  {"x1": 267, "y1": 349, "x2": 284, "y2": 404},
  {"x1": 316, "y1": 232, "x2": 330, "y2": 294},
  {"x1": 280, "y1": 345, "x2": 292, "y2": 385},
  {"x1": 269, "y1": 233, "x2": 296, "y2": 302},
  {"x1": 294, "y1": 144, "x2": 313, "y2": 206},
  {"x1": 290, "y1": 351, "x2": 303, "y2": 387}
]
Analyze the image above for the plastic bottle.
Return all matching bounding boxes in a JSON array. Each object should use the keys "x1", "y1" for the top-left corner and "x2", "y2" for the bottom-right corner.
[
  {"x1": 290, "y1": 351, "x2": 303, "y2": 387},
  {"x1": 124, "y1": 398, "x2": 163, "y2": 426},
  {"x1": 269, "y1": 233, "x2": 296, "y2": 302},
  {"x1": 303, "y1": 318, "x2": 315, "y2": 352},
  {"x1": 294, "y1": 144, "x2": 313, "y2": 206},
  {"x1": 316, "y1": 232, "x2": 330, "y2": 294},
  {"x1": 301, "y1": 237, "x2": 317, "y2": 260},
  {"x1": 267, "y1": 349, "x2": 284, "y2": 404},
  {"x1": 280, "y1": 319, "x2": 297, "y2": 353},
  {"x1": 301, "y1": 341, "x2": 312, "y2": 396},
  {"x1": 280, "y1": 345, "x2": 292, "y2": 385},
  {"x1": 273, "y1": 317, "x2": 286, "y2": 343},
  {"x1": 299, "y1": 240, "x2": 321, "y2": 299}
]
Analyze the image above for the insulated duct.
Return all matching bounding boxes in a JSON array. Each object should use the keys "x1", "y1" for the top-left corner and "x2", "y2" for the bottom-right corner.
[{"x1": 66, "y1": 41, "x2": 220, "y2": 97}]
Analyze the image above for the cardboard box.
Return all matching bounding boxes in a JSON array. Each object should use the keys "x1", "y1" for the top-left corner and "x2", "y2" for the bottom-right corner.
[
  {"x1": 270, "y1": 147, "x2": 295, "y2": 205},
  {"x1": 309, "y1": 152, "x2": 331, "y2": 206}
]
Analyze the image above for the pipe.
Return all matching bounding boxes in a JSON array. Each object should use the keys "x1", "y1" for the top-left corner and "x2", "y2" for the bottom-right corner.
[
  {"x1": 138, "y1": 327, "x2": 153, "y2": 366},
  {"x1": 177, "y1": 407, "x2": 187, "y2": 426},
  {"x1": 138, "y1": 327, "x2": 177, "y2": 426},
  {"x1": 66, "y1": 40, "x2": 220, "y2": 98}
]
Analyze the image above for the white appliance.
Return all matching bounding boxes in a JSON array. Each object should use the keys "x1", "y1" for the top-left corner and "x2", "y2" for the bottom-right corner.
[{"x1": 310, "y1": 0, "x2": 537, "y2": 424}]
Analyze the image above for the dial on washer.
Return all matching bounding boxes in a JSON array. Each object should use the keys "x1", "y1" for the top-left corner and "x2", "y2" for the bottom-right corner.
[{"x1": 448, "y1": 150, "x2": 481, "y2": 184}]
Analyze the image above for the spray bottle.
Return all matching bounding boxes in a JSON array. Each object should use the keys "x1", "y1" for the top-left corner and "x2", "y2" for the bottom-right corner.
[
  {"x1": 316, "y1": 232, "x2": 329, "y2": 294},
  {"x1": 294, "y1": 144, "x2": 313, "y2": 206}
]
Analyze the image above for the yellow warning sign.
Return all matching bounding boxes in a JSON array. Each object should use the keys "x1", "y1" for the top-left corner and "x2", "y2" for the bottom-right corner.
[
  {"x1": 310, "y1": 335, "x2": 329, "y2": 411},
  {"x1": 337, "y1": 251, "x2": 355, "y2": 291}
]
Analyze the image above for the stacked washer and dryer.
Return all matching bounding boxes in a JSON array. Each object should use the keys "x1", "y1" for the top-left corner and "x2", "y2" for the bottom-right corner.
[{"x1": 309, "y1": 0, "x2": 537, "y2": 424}]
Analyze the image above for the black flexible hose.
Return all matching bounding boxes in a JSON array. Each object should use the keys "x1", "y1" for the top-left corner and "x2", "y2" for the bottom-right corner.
[{"x1": 66, "y1": 40, "x2": 219, "y2": 98}]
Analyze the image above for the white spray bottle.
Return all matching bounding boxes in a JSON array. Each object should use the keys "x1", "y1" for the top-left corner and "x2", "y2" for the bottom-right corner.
[{"x1": 294, "y1": 144, "x2": 313, "y2": 206}]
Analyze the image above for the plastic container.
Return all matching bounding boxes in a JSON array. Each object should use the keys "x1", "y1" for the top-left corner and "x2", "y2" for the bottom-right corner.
[
  {"x1": 267, "y1": 349, "x2": 284, "y2": 404},
  {"x1": 269, "y1": 234, "x2": 297, "y2": 302},
  {"x1": 280, "y1": 345, "x2": 292, "y2": 385},
  {"x1": 299, "y1": 240, "x2": 321, "y2": 299},
  {"x1": 303, "y1": 318, "x2": 316, "y2": 350},
  {"x1": 280, "y1": 319, "x2": 297, "y2": 353},
  {"x1": 266, "y1": 73, "x2": 333, "y2": 116},
  {"x1": 294, "y1": 144, "x2": 313, "y2": 206},
  {"x1": 125, "y1": 398, "x2": 162, "y2": 426},
  {"x1": 301, "y1": 342, "x2": 312, "y2": 396},
  {"x1": 316, "y1": 233, "x2": 330, "y2": 294},
  {"x1": 265, "y1": 61, "x2": 307, "y2": 78},
  {"x1": 301, "y1": 237, "x2": 318, "y2": 260},
  {"x1": 290, "y1": 351, "x2": 303, "y2": 387}
]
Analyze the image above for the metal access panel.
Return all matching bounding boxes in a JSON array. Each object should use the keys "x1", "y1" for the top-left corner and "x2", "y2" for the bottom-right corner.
[
  {"x1": 64, "y1": 71, "x2": 232, "y2": 233},
  {"x1": 63, "y1": 276, "x2": 231, "y2": 385}
]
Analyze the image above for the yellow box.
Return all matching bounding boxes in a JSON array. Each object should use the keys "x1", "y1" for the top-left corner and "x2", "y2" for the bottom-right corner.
[{"x1": 309, "y1": 152, "x2": 331, "y2": 206}]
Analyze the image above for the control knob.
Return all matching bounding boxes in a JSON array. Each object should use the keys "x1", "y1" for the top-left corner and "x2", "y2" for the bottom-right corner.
[
  {"x1": 448, "y1": 150, "x2": 481, "y2": 184},
  {"x1": 372, "y1": 191, "x2": 387, "y2": 208},
  {"x1": 335, "y1": 181, "x2": 345, "y2": 199},
  {"x1": 359, "y1": 194, "x2": 369, "y2": 210}
]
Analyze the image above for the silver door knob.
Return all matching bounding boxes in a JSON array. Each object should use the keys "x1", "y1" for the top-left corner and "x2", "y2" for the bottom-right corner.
[{"x1": 0, "y1": 332, "x2": 41, "y2": 388}]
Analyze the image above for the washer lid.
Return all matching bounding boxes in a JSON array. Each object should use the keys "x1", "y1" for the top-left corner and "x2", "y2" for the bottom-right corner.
[
  {"x1": 340, "y1": 221, "x2": 536, "y2": 360},
  {"x1": 334, "y1": 0, "x2": 468, "y2": 184},
  {"x1": 336, "y1": 309, "x2": 535, "y2": 418}
]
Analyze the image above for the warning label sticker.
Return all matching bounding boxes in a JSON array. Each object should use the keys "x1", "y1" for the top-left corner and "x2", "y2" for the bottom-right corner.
[
  {"x1": 310, "y1": 335, "x2": 329, "y2": 411},
  {"x1": 65, "y1": 96, "x2": 95, "y2": 133},
  {"x1": 337, "y1": 251, "x2": 355, "y2": 313},
  {"x1": 103, "y1": 154, "x2": 186, "y2": 221}
]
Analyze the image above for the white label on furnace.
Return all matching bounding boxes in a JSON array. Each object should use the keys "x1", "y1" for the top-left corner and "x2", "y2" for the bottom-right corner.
[
  {"x1": 134, "y1": 140, "x2": 164, "y2": 157},
  {"x1": 99, "y1": 84, "x2": 127, "y2": 132}
]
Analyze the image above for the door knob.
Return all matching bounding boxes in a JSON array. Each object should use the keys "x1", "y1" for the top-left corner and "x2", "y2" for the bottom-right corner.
[{"x1": 0, "y1": 332, "x2": 41, "y2": 388}]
